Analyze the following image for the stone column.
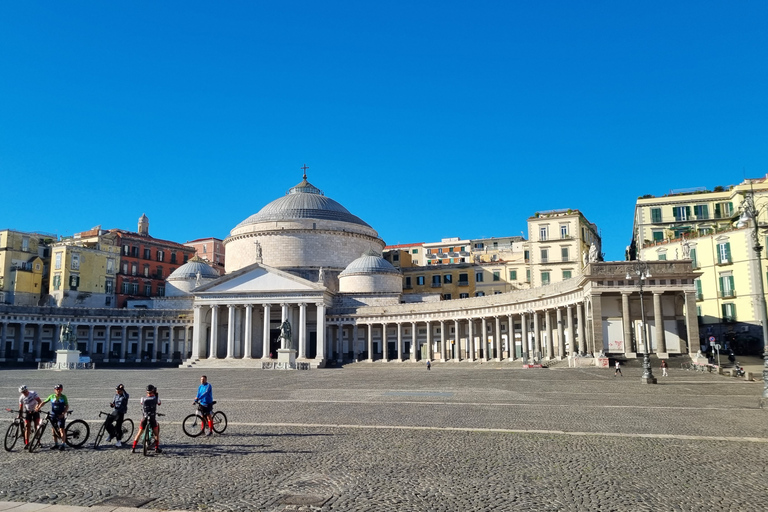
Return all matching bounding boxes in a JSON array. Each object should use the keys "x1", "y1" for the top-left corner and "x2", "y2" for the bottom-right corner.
[
  {"x1": 244, "y1": 305, "x2": 253, "y2": 358},
  {"x1": 507, "y1": 314, "x2": 514, "y2": 360},
  {"x1": 209, "y1": 306, "x2": 220, "y2": 359},
  {"x1": 367, "y1": 324, "x2": 374, "y2": 362},
  {"x1": 410, "y1": 322, "x2": 417, "y2": 362},
  {"x1": 544, "y1": 310, "x2": 553, "y2": 360},
  {"x1": 590, "y1": 294, "x2": 604, "y2": 355},
  {"x1": 152, "y1": 326, "x2": 159, "y2": 360},
  {"x1": 0, "y1": 322, "x2": 6, "y2": 359},
  {"x1": 226, "y1": 305, "x2": 236, "y2": 358},
  {"x1": 298, "y1": 303, "x2": 306, "y2": 359},
  {"x1": 454, "y1": 319, "x2": 461, "y2": 361},
  {"x1": 494, "y1": 316, "x2": 502, "y2": 361},
  {"x1": 521, "y1": 313, "x2": 529, "y2": 361},
  {"x1": 192, "y1": 306, "x2": 203, "y2": 359},
  {"x1": 467, "y1": 318, "x2": 475, "y2": 361},
  {"x1": 120, "y1": 325, "x2": 128, "y2": 361},
  {"x1": 396, "y1": 323, "x2": 403, "y2": 361},
  {"x1": 556, "y1": 308, "x2": 565, "y2": 359},
  {"x1": 19, "y1": 323, "x2": 28, "y2": 359},
  {"x1": 566, "y1": 305, "x2": 575, "y2": 357},
  {"x1": 34, "y1": 323, "x2": 43, "y2": 360},
  {"x1": 533, "y1": 312, "x2": 541, "y2": 360},
  {"x1": 481, "y1": 318, "x2": 488, "y2": 361},
  {"x1": 262, "y1": 304, "x2": 271, "y2": 359},
  {"x1": 437, "y1": 320, "x2": 444, "y2": 362},
  {"x1": 87, "y1": 325, "x2": 94, "y2": 356},
  {"x1": 577, "y1": 302, "x2": 586, "y2": 355},
  {"x1": 316, "y1": 303, "x2": 326, "y2": 362},
  {"x1": 352, "y1": 324, "x2": 359, "y2": 359},
  {"x1": 621, "y1": 293, "x2": 633, "y2": 355},
  {"x1": 381, "y1": 322, "x2": 388, "y2": 361},
  {"x1": 684, "y1": 291, "x2": 699, "y2": 355},
  {"x1": 653, "y1": 292, "x2": 666, "y2": 355},
  {"x1": 186, "y1": 326, "x2": 193, "y2": 359}
]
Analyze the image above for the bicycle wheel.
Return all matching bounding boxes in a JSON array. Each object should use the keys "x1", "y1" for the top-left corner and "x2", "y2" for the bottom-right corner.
[
  {"x1": 29, "y1": 422, "x2": 47, "y2": 453},
  {"x1": 4, "y1": 421, "x2": 21, "y2": 452},
  {"x1": 65, "y1": 419, "x2": 90, "y2": 448},
  {"x1": 142, "y1": 427, "x2": 150, "y2": 456},
  {"x1": 182, "y1": 414, "x2": 205, "y2": 437},
  {"x1": 212, "y1": 411, "x2": 227, "y2": 434},
  {"x1": 120, "y1": 418, "x2": 134, "y2": 441},
  {"x1": 93, "y1": 422, "x2": 107, "y2": 449}
]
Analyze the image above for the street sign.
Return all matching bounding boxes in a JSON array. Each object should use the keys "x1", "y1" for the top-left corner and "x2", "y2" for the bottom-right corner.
[
  {"x1": 715, "y1": 344, "x2": 721, "y2": 350},
  {"x1": 709, "y1": 336, "x2": 716, "y2": 343}
]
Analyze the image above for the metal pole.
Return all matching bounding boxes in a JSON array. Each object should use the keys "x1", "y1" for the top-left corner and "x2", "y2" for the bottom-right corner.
[{"x1": 639, "y1": 271, "x2": 657, "y2": 384}]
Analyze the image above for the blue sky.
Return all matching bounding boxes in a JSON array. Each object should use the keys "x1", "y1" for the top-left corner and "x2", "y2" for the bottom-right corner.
[{"x1": 1, "y1": 1, "x2": 766, "y2": 260}]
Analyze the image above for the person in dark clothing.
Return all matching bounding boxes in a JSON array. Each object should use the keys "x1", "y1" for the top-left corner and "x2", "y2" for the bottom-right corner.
[
  {"x1": 132, "y1": 384, "x2": 162, "y2": 453},
  {"x1": 105, "y1": 384, "x2": 129, "y2": 447}
]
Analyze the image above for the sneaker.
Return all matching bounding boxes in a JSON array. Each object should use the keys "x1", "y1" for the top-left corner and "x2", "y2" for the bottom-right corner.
[
  {"x1": 50, "y1": 444, "x2": 59, "y2": 450},
  {"x1": 59, "y1": 445, "x2": 66, "y2": 451},
  {"x1": 205, "y1": 430, "x2": 213, "y2": 437},
  {"x1": 115, "y1": 440, "x2": 122, "y2": 447},
  {"x1": 106, "y1": 435, "x2": 114, "y2": 442},
  {"x1": 131, "y1": 447, "x2": 136, "y2": 453},
  {"x1": 155, "y1": 447, "x2": 163, "y2": 454},
  {"x1": 23, "y1": 443, "x2": 29, "y2": 450}
]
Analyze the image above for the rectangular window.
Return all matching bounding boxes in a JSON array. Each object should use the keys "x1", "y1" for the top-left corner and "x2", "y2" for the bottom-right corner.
[
  {"x1": 563, "y1": 270, "x2": 572, "y2": 279},
  {"x1": 131, "y1": 263, "x2": 137, "y2": 276},
  {"x1": 144, "y1": 284, "x2": 152, "y2": 296},
  {"x1": 412, "y1": 249, "x2": 419, "y2": 254},
  {"x1": 653, "y1": 231, "x2": 664, "y2": 242},
  {"x1": 475, "y1": 291, "x2": 485, "y2": 297},
  {"x1": 71, "y1": 253, "x2": 80, "y2": 270},
  {"x1": 183, "y1": 254, "x2": 189, "y2": 263},
  {"x1": 105, "y1": 279, "x2": 114, "y2": 294},
  {"x1": 541, "y1": 249, "x2": 548, "y2": 263},
  {"x1": 157, "y1": 250, "x2": 164, "y2": 262},
  {"x1": 123, "y1": 262, "x2": 129, "y2": 274},
  {"x1": 560, "y1": 225, "x2": 569, "y2": 239},
  {"x1": 459, "y1": 293, "x2": 469, "y2": 299},
  {"x1": 55, "y1": 252, "x2": 62, "y2": 270},
  {"x1": 144, "y1": 264, "x2": 150, "y2": 277},
  {"x1": 458, "y1": 273, "x2": 468, "y2": 285},
  {"x1": 405, "y1": 276, "x2": 412, "y2": 288},
  {"x1": 121, "y1": 282, "x2": 129, "y2": 294},
  {"x1": 693, "y1": 204, "x2": 709, "y2": 219},
  {"x1": 443, "y1": 274, "x2": 453, "y2": 284},
  {"x1": 392, "y1": 253, "x2": 400, "y2": 262},
  {"x1": 156, "y1": 266, "x2": 163, "y2": 279},
  {"x1": 510, "y1": 270, "x2": 517, "y2": 281},
  {"x1": 658, "y1": 254, "x2": 667, "y2": 261},
  {"x1": 131, "y1": 246, "x2": 139, "y2": 257},
  {"x1": 53, "y1": 274, "x2": 61, "y2": 290},
  {"x1": 157, "y1": 285, "x2": 165, "y2": 296},
  {"x1": 651, "y1": 208, "x2": 662, "y2": 223},
  {"x1": 673, "y1": 206, "x2": 691, "y2": 221},
  {"x1": 417, "y1": 276, "x2": 425, "y2": 286},
  {"x1": 123, "y1": 245, "x2": 130, "y2": 256},
  {"x1": 106, "y1": 258, "x2": 115, "y2": 274},
  {"x1": 539, "y1": 226, "x2": 548, "y2": 241},
  {"x1": 714, "y1": 202, "x2": 734, "y2": 219},
  {"x1": 719, "y1": 274, "x2": 735, "y2": 298},
  {"x1": 561, "y1": 247, "x2": 569, "y2": 262},
  {"x1": 541, "y1": 272, "x2": 550, "y2": 285},
  {"x1": 526, "y1": 269, "x2": 531, "y2": 282},
  {"x1": 442, "y1": 293, "x2": 452, "y2": 300},
  {"x1": 722, "y1": 303, "x2": 736, "y2": 322},
  {"x1": 144, "y1": 248, "x2": 151, "y2": 259},
  {"x1": 476, "y1": 272, "x2": 484, "y2": 283},
  {"x1": 718, "y1": 242, "x2": 732, "y2": 264},
  {"x1": 21, "y1": 236, "x2": 29, "y2": 252},
  {"x1": 69, "y1": 275, "x2": 79, "y2": 290},
  {"x1": 171, "y1": 252, "x2": 177, "y2": 264},
  {"x1": 524, "y1": 250, "x2": 530, "y2": 262},
  {"x1": 432, "y1": 275, "x2": 441, "y2": 287},
  {"x1": 131, "y1": 283, "x2": 139, "y2": 295},
  {"x1": 493, "y1": 271, "x2": 500, "y2": 281}
]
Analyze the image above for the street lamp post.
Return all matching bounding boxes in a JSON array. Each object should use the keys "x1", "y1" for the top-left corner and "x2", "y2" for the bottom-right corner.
[
  {"x1": 736, "y1": 188, "x2": 768, "y2": 399},
  {"x1": 627, "y1": 261, "x2": 657, "y2": 384}
]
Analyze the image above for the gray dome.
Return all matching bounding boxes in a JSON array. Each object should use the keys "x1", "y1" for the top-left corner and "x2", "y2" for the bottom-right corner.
[
  {"x1": 167, "y1": 259, "x2": 220, "y2": 280},
  {"x1": 234, "y1": 177, "x2": 371, "y2": 230},
  {"x1": 340, "y1": 251, "x2": 400, "y2": 277}
]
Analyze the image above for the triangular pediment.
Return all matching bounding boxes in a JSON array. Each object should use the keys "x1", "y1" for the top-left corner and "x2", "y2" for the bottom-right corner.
[{"x1": 195, "y1": 263, "x2": 324, "y2": 295}]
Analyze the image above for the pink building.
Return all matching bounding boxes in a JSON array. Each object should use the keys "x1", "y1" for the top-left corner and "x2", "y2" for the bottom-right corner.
[{"x1": 184, "y1": 237, "x2": 225, "y2": 275}]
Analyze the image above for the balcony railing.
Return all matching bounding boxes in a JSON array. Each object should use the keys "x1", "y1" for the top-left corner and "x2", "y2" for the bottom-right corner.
[
  {"x1": 696, "y1": 293, "x2": 704, "y2": 301},
  {"x1": 719, "y1": 290, "x2": 737, "y2": 299},
  {"x1": 458, "y1": 280, "x2": 469, "y2": 286}
]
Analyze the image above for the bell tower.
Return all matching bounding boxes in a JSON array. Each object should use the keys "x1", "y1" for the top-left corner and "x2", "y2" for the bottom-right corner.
[{"x1": 138, "y1": 213, "x2": 149, "y2": 236}]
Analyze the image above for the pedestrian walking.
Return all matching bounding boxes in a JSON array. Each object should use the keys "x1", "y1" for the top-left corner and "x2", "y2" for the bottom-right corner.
[
  {"x1": 614, "y1": 360, "x2": 622, "y2": 376},
  {"x1": 426, "y1": 359, "x2": 431, "y2": 371},
  {"x1": 661, "y1": 360, "x2": 668, "y2": 377}
]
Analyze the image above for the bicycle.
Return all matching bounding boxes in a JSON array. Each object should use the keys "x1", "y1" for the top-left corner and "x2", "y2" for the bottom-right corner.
[
  {"x1": 93, "y1": 411, "x2": 134, "y2": 449},
  {"x1": 28, "y1": 410, "x2": 90, "y2": 452},
  {"x1": 140, "y1": 412, "x2": 165, "y2": 456},
  {"x1": 4, "y1": 409, "x2": 26, "y2": 452},
  {"x1": 182, "y1": 401, "x2": 227, "y2": 437}
]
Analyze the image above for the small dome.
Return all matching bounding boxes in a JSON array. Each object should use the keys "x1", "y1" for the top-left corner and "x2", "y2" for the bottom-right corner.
[
  {"x1": 340, "y1": 250, "x2": 400, "y2": 277},
  {"x1": 234, "y1": 177, "x2": 371, "y2": 230},
  {"x1": 167, "y1": 257, "x2": 220, "y2": 280}
]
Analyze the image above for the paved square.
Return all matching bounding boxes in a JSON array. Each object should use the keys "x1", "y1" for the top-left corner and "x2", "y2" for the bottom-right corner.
[{"x1": 1, "y1": 364, "x2": 767, "y2": 511}]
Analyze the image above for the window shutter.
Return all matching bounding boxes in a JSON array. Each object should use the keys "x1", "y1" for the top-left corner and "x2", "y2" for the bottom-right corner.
[
  {"x1": 686, "y1": 206, "x2": 691, "y2": 217},
  {"x1": 725, "y1": 243, "x2": 731, "y2": 262},
  {"x1": 719, "y1": 276, "x2": 724, "y2": 293},
  {"x1": 728, "y1": 275, "x2": 735, "y2": 292},
  {"x1": 696, "y1": 280, "x2": 702, "y2": 295},
  {"x1": 715, "y1": 203, "x2": 721, "y2": 217},
  {"x1": 721, "y1": 303, "x2": 727, "y2": 319},
  {"x1": 690, "y1": 248, "x2": 697, "y2": 267}
]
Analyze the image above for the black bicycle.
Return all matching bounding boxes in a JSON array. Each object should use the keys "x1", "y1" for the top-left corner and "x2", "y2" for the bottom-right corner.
[
  {"x1": 4, "y1": 409, "x2": 26, "y2": 452},
  {"x1": 93, "y1": 411, "x2": 134, "y2": 449},
  {"x1": 182, "y1": 401, "x2": 227, "y2": 437},
  {"x1": 28, "y1": 410, "x2": 90, "y2": 452},
  {"x1": 141, "y1": 412, "x2": 165, "y2": 456}
]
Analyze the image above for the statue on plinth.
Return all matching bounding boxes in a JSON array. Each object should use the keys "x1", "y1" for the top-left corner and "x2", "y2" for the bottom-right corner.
[
  {"x1": 279, "y1": 320, "x2": 292, "y2": 347},
  {"x1": 59, "y1": 323, "x2": 77, "y2": 351}
]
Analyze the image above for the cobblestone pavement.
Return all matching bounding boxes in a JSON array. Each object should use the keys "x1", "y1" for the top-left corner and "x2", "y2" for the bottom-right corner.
[{"x1": 1, "y1": 364, "x2": 767, "y2": 511}]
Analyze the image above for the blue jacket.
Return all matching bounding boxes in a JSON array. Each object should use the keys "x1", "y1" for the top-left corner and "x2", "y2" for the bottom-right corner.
[{"x1": 196, "y1": 383, "x2": 213, "y2": 405}]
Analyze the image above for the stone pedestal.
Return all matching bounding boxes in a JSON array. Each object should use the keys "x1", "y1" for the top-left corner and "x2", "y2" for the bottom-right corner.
[
  {"x1": 56, "y1": 350, "x2": 81, "y2": 367},
  {"x1": 277, "y1": 348, "x2": 296, "y2": 365}
]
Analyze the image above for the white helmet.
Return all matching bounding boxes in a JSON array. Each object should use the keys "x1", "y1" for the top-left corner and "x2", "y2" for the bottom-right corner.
[{"x1": 18, "y1": 385, "x2": 27, "y2": 393}]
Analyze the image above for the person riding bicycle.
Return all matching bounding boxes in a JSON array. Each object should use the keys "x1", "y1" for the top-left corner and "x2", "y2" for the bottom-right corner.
[
  {"x1": 36, "y1": 383, "x2": 68, "y2": 451},
  {"x1": 132, "y1": 384, "x2": 162, "y2": 453},
  {"x1": 17, "y1": 385, "x2": 42, "y2": 449},
  {"x1": 194, "y1": 375, "x2": 214, "y2": 437},
  {"x1": 105, "y1": 384, "x2": 129, "y2": 447}
]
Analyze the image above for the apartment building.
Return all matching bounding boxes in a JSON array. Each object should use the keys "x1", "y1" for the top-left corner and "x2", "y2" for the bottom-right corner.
[
  {"x1": 633, "y1": 176, "x2": 768, "y2": 353},
  {"x1": 184, "y1": 237, "x2": 226, "y2": 275},
  {"x1": 0, "y1": 229, "x2": 54, "y2": 306}
]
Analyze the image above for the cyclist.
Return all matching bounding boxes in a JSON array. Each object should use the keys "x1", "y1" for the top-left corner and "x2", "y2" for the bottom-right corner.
[
  {"x1": 105, "y1": 384, "x2": 129, "y2": 447},
  {"x1": 132, "y1": 384, "x2": 162, "y2": 453},
  {"x1": 17, "y1": 385, "x2": 42, "y2": 449},
  {"x1": 194, "y1": 375, "x2": 214, "y2": 437},
  {"x1": 36, "y1": 383, "x2": 68, "y2": 451}
]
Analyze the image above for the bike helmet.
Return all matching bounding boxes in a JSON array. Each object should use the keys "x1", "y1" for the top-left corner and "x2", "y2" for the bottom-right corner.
[
  {"x1": 54, "y1": 384, "x2": 63, "y2": 390},
  {"x1": 18, "y1": 385, "x2": 27, "y2": 393},
  {"x1": 146, "y1": 384, "x2": 156, "y2": 392}
]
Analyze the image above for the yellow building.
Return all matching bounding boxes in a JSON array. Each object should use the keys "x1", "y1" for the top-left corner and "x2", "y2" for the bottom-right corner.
[
  {"x1": 0, "y1": 230, "x2": 53, "y2": 306},
  {"x1": 49, "y1": 227, "x2": 121, "y2": 307},
  {"x1": 633, "y1": 176, "x2": 768, "y2": 354}
]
